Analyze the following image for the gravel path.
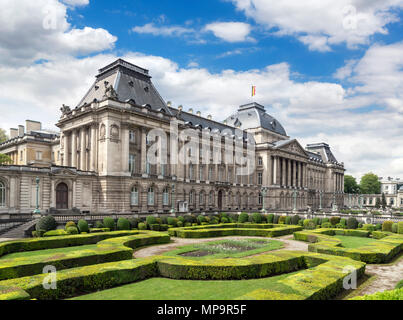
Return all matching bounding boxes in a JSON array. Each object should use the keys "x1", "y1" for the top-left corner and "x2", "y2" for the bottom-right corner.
[
  {"x1": 133, "y1": 235, "x2": 308, "y2": 258},
  {"x1": 357, "y1": 255, "x2": 403, "y2": 296}
]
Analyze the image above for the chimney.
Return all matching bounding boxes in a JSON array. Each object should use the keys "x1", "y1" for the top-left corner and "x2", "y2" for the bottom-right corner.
[
  {"x1": 178, "y1": 105, "x2": 183, "y2": 111},
  {"x1": 167, "y1": 101, "x2": 172, "y2": 107},
  {"x1": 18, "y1": 125, "x2": 25, "y2": 136},
  {"x1": 26, "y1": 120, "x2": 41, "y2": 133},
  {"x1": 207, "y1": 115, "x2": 212, "y2": 120},
  {"x1": 9, "y1": 128, "x2": 18, "y2": 139},
  {"x1": 188, "y1": 108, "x2": 193, "y2": 114},
  {"x1": 196, "y1": 111, "x2": 201, "y2": 117}
]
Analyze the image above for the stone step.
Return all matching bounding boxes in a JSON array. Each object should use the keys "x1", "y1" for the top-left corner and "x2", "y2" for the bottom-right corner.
[{"x1": 0, "y1": 219, "x2": 38, "y2": 240}]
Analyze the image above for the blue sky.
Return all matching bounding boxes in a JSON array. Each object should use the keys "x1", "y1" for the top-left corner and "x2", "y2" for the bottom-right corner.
[{"x1": 0, "y1": 0, "x2": 403, "y2": 179}]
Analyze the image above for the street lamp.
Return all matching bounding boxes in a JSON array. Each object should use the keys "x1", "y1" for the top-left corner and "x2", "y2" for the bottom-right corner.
[
  {"x1": 260, "y1": 187, "x2": 268, "y2": 214},
  {"x1": 170, "y1": 183, "x2": 176, "y2": 214},
  {"x1": 33, "y1": 177, "x2": 41, "y2": 216}
]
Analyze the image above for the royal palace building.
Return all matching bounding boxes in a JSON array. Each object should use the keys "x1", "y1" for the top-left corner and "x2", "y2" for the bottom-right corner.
[{"x1": 0, "y1": 59, "x2": 345, "y2": 217}]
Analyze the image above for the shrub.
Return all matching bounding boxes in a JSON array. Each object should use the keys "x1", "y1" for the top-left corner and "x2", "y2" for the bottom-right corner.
[
  {"x1": 77, "y1": 220, "x2": 89, "y2": 233},
  {"x1": 177, "y1": 221, "x2": 183, "y2": 228},
  {"x1": 238, "y1": 212, "x2": 249, "y2": 223},
  {"x1": 322, "y1": 218, "x2": 329, "y2": 224},
  {"x1": 103, "y1": 217, "x2": 115, "y2": 231},
  {"x1": 267, "y1": 214, "x2": 274, "y2": 223},
  {"x1": 197, "y1": 215, "x2": 205, "y2": 224},
  {"x1": 177, "y1": 216, "x2": 185, "y2": 223},
  {"x1": 396, "y1": 280, "x2": 403, "y2": 289},
  {"x1": 303, "y1": 219, "x2": 316, "y2": 230},
  {"x1": 363, "y1": 224, "x2": 375, "y2": 232},
  {"x1": 117, "y1": 218, "x2": 130, "y2": 231},
  {"x1": 167, "y1": 217, "x2": 177, "y2": 227},
  {"x1": 285, "y1": 216, "x2": 292, "y2": 225},
  {"x1": 278, "y1": 216, "x2": 287, "y2": 224},
  {"x1": 392, "y1": 223, "x2": 398, "y2": 233},
  {"x1": 291, "y1": 215, "x2": 300, "y2": 225},
  {"x1": 330, "y1": 217, "x2": 341, "y2": 226},
  {"x1": 95, "y1": 221, "x2": 104, "y2": 228},
  {"x1": 36, "y1": 215, "x2": 57, "y2": 232},
  {"x1": 340, "y1": 218, "x2": 347, "y2": 227},
  {"x1": 65, "y1": 221, "x2": 76, "y2": 230},
  {"x1": 313, "y1": 217, "x2": 320, "y2": 226},
  {"x1": 375, "y1": 223, "x2": 382, "y2": 230},
  {"x1": 398, "y1": 222, "x2": 403, "y2": 234},
  {"x1": 252, "y1": 212, "x2": 263, "y2": 223},
  {"x1": 146, "y1": 216, "x2": 157, "y2": 225},
  {"x1": 322, "y1": 222, "x2": 332, "y2": 228},
  {"x1": 347, "y1": 218, "x2": 358, "y2": 229},
  {"x1": 43, "y1": 229, "x2": 68, "y2": 237},
  {"x1": 128, "y1": 218, "x2": 140, "y2": 229},
  {"x1": 221, "y1": 217, "x2": 229, "y2": 223},
  {"x1": 273, "y1": 215, "x2": 279, "y2": 224},
  {"x1": 66, "y1": 226, "x2": 78, "y2": 235},
  {"x1": 382, "y1": 221, "x2": 394, "y2": 232},
  {"x1": 358, "y1": 222, "x2": 363, "y2": 229},
  {"x1": 298, "y1": 219, "x2": 304, "y2": 226},
  {"x1": 138, "y1": 223, "x2": 147, "y2": 230},
  {"x1": 335, "y1": 223, "x2": 344, "y2": 229}
]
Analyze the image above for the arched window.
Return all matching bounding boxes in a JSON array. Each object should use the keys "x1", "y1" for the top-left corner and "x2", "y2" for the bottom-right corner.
[
  {"x1": 209, "y1": 191, "x2": 214, "y2": 205},
  {"x1": 199, "y1": 192, "x2": 204, "y2": 205},
  {"x1": 258, "y1": 192, "x2": 263, "y2": 205},
  {"x1": 163, "y1": 188, "x2": 169, "y2": 206},
  {"x1": 189, "y1": 190, "x2": 194, "y2": 204},
  {"x1": 130, "y1": 187, "x2": 139, "y2": 206},
  {"x1": 0, "y1": 181, "x2": 5, "y2": 207},
  {"x1": 147, "y1": 187, "x2": 154, "y2": 205}
]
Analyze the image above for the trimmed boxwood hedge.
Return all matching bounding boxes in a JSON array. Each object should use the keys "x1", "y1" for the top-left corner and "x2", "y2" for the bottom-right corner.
[
  {"x1": 0, "y1": 231, "x2": 169, "y2": 280},
  {"x1": 294, "y1": 228, "x2": 403, "y2": 263},
  {"x1": 168, "y1": 223, "x2": 302, "y2": 238},
  {"x1": 0, "y1": 250, "x2": 365, "y2": 301}
]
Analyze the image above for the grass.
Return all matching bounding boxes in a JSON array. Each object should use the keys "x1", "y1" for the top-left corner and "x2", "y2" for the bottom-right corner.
[
  {"x1": 333, "y1": 235, "x2": 378, "y2": 249},
  {"x1": 69, "y1": 272, "x2": 301, "y2": 300},
  {"x1": 163, "y1": 238, "x2": 283, "y2": 259},
  {"x1": 0, "y1": 244, "x2": 98, "y2": 260}
]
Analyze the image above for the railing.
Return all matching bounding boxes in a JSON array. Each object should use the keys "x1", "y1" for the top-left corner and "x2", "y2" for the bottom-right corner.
[{"x1": 0, "y1": 219, "x2": 31, "y2": 235}]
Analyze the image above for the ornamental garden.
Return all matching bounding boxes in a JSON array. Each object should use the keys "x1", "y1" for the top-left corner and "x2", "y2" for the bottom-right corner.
[{"x1": 0, "y1": 213, "x2": 402, "y2": 300}]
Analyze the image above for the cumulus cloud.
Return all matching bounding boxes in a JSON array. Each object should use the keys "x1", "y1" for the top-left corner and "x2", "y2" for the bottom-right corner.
[
  {"x1": 0, "y1": 0, "x2": 117, "y2": 66},
  {"x1": 131, "y1": 23, "x2": 195, "y2": 37},
  {"x1": 61, "y1": 0, "x2": 89, "y2": 6},
  {"x1": 204, "y1": 22, "x2": 254, "y2": 42},
  {"x1": 230, "y1": 0, "x2": 403, "y2": 51}
]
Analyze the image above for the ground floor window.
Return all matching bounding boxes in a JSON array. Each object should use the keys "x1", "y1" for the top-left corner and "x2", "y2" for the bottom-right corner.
[
  {"x1": 0, "y1": 182, "x2": 5, "y2": 207},
  {"x1": 189, "y1": 190, "x2": 195, "y2": 204},
  {"x1": 258, "y1": 192, "x2": 263, "y2": 205},
  {"x1": 199, "y1": 192, "x2": 204, "y2": 205},
  {"x1": 131, "y1": 187, "x2": 138, "y2": 205},
  {"x1": 148, "y1": 187, "x2": 154, "y2": 205},
  {"x1": 163, "y1": 188, "x2": 169, "y2": 205}
]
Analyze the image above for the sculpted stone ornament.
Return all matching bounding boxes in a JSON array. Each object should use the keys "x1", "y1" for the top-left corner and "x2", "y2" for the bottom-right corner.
[
  {"x1": 60, "y1": 104, "x2": 71, "y2": 115},
  {"x1": 103, "y1": 83, "x2": 118, "y2": 99}
]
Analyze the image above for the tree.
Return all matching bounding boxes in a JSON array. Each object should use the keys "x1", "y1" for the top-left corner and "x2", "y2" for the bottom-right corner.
[
  {"x1": 381, "y1": 193, "x2": 387, "y2": 209},
  {"x1": 359, "y1": 173, "x2": 381, "y2": 194},
  {"x1": 0, "y1": 153, "x2": 12, "y2": 165},
  {"x1": 344, "y1": 175, "x2": 359, "y2": 194},
  {"x1": 375, "y1": 197, "x2": 381, "y2": 209},
  {"x1": 0, "y1": 128, "x2": 8, "y2": 143}
]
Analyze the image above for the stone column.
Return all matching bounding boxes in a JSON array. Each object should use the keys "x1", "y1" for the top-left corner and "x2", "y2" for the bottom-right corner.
[
  {"x1": 287, "y1": 159, "x2": 291, "y2": 187},
  {"x1": 272, "y1": 156, "x2": 277, "y2": 185},
  {"x1": 71, "y1": 130, "x2": 77, "y2": 168},
  {"x1": 121, "y1": 125, "x2": 129, "y2": 173},
  {"x1": 62, "y1": 133, "x2": 69, "y2": 166},
  {"x1": 292, "y1": 160, "x2": 296, "y2": 187},
  {"x1": 140, "y1": 128, "x2": 147, "y2": 175},
  {"x1": 267, "y1": 155, "x2": 272, "y2": 186},
  {"x1": 90, "y1": 125, "x2": 97, "y2": 172},
  {"x1": 80, "y1": 128, "x2": 86, "y2": 171},
  {"x1": 281, "y1": 158, "x2": 286, "y2": 186},
  {"x1": 299, "y1": 162, "x2": 303, "y2": 188}
]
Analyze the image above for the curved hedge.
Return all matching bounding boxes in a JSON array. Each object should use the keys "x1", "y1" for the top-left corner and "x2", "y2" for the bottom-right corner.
[
  {"x1": 168, "y1": 223, "x2": 302, "y2": 238},
  {"x1": 0, "y1": 250, "x2": 365, "y2": 301},
  {"x1": 0, "y1": 231, "x2": 170, "y2": 281},
  {"x1": 294, "y1": 228, "x2": 403, "y2": 263}
]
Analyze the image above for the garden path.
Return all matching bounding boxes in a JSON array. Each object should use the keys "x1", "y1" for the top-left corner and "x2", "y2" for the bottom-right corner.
[{"x1": 133, "y1": 234, "x2": 308, "y2": 258}]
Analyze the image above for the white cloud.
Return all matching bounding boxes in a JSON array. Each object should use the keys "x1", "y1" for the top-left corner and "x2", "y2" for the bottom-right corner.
[
  {"x1": 204, "y1": 22, "x2": 254, "y2": 42},
  {"x1": 131, "y1": 23, "x2": 194, "y2": 37},
  {"x1": 230, "y1": 0, "x2": 403, "y2": 51},
  {"x1": 61, "y1": 0, "x2": 89, "y2": 6},
  {"x1": 0, "y1": 0, "x2": 117, "y2": 66}
]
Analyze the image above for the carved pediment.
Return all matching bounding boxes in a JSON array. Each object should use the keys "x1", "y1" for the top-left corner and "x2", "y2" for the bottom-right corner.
[
  {"x1": 51, "y1": 167, "x2": 78, "y2": 176},
  {"x1": 277, "y1": 140, "x2": 308, "y2": 157}
]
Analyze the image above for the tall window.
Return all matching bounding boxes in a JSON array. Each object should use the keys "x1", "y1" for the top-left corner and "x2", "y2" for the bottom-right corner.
[
  {"x1": 189, "y1": 190, "x2": 194, "y2": 204},
  {"x1": 130, "y1": 187, "x2": 138, "y2": 206},
  {"x1": 258, "y1": 193, "x2": 263, "y2": 205},
  {"x1": 209, "y1": 191, "x2": 214, "y2": 205},
  {"x1": 0, "y1": 181, "x2": 5, "y2": 207},
  {"x1": 189, "y1": 164, "x2": 194, "y2": 180},
  {"x1": 147, "y1": 187, "x2": 154, "y2": 205},
  {"x1": 163, "y1": 188, "x2": 169, "y2": 205},
  {"x1": 146, "y1": 161, "x2": 151, "y2": 175},
  {"x1": 258, "y1": 172, "x2": 263, "y2": 185},
  {"x1": 129, "y1": 130, "x2": 136, "y2": 143},
  {"x1": 199, "y1": 166, "x2": 204, "y2": 181},
  {"x1": 161, "y1": 164, "x2": 166, "y2": 177},
  {"x1": 199, "y1": 192, "x2": 204, "y2": 205},
  {"x1": 258, "y1": 157, "x2": 263, "y2": 166},
  {"x1": 36, "y1": 151, "x2": 42, "y2": 160},
  {"x1": 129, "y1": 154, "x2": 136, "y2": 174},
  {"x1": 208, "y1": 166, "x2": 213, "y2": 181},
  {"x1": 228, "y1": 168, "x2": 232, "y2": 183}
]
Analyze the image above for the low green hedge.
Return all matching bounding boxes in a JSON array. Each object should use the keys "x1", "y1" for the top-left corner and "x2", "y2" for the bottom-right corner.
[
  {"x1": 168, "y1": 223, "x2": 302, "y2": 238},
  {"x1": 0, "y1": 231, "x2": 169, "y2": 280},
  {"x1": 43, "y1": 229, "x2": 68, "y2": 237},
  {"x1": 351, "y1": 288, "x2": 403, "y2": 300},
  {"x1": 294, "y1": 228, "x2": 403, "y2": 263},
  {"x1": 0, "y1": 251, "x2": 365, "y2": 301}
]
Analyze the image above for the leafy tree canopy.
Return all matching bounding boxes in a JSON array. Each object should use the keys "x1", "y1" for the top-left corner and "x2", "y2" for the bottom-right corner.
[
  {"x1": 359, "y1": 173, "x2": 381, "y2": 194},
  {"x1": 0, "y1": 153, "x2": 12, "y2": 165},
  {"x1": 344, "y1": 175, "x2": 360, "y2": 194}
]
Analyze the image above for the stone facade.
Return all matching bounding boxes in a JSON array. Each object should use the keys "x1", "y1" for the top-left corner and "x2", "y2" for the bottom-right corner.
[{"x1": 0, "y1": 59, "x2": 345, "y2": 216}]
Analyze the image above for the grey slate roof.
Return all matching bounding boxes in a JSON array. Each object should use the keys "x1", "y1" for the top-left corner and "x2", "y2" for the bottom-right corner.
[
  {"x1": 306, "y1": 143, "x2": 338, "y2": 163},
  {"x1": 77, "y1": 59, "x2": 171, "y2": 115},
  {"x1": 224, "y1": 102, "x2": 287, "y2": 136}
]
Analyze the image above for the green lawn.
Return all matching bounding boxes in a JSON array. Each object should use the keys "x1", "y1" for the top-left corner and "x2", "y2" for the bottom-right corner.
[
  {"x1": 0, "y1": 244, "x2": 98, "y2": 260},
  {"x1": 163, "y1": 238, "x2": 283, "y2": 259},
  {"x1": 70, "y1": 272, "x2": 301, "y2": 300},
  {"x1": 334, "y1": 235, "x2": 378, "y2": 249}
]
